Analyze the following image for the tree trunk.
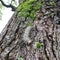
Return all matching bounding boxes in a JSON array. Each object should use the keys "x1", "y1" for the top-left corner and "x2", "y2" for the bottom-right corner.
[{"x1": 0, "y1": 1, "x2": 60, "y2": 60}]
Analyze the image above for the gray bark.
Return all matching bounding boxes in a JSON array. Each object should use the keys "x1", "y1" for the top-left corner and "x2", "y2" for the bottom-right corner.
[{"x1": 0, "y1": 1, "x2": 60, "y2": 60}]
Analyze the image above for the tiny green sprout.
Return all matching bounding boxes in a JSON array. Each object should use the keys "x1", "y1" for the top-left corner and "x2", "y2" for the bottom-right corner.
[{"x1": 36, "y1": 42, "x2": 42, "y2": 48}]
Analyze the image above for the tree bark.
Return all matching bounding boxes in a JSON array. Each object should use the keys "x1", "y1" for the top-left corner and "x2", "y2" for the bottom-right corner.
[{"x1": 0, "y1": 1, "x2": 60, "y2": 60}]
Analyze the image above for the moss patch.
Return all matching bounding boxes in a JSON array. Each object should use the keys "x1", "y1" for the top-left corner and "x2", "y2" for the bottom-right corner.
[{"x1": 17, "y1": 0, "x2": 44, "y2": 20}]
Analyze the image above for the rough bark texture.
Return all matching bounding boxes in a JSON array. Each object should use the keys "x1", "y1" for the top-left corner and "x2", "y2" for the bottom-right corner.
[{"x1": 0, "y1": 0, "x2": 60, "y2": 60}]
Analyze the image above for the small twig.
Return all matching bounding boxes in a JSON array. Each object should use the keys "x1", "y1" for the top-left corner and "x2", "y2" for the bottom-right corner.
[{"x1": 0, "y1": 0, "x2": 16, "y2": 11}]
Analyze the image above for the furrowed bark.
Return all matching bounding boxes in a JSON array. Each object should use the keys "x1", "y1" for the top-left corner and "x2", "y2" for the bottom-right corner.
[{"x1": 0, "y1": 0, "x2": 60, "y2": 60}]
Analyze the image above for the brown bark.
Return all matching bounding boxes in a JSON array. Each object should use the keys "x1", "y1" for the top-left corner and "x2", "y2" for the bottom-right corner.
[{"x1": 0, "y1": 3, "x2": 60, "y2": 60}]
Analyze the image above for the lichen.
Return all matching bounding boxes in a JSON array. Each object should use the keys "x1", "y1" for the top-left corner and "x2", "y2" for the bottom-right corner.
[
  {"x1": 49, "y1": 0, "x2": 55, "y2": 6},
  {"x1": 23, "y1": 26, "x2": 33, "y2": 44},
  {"x1": 18, "y1": 55, "x2": 23, "y2": 60},
  {"x1": 26, "y1": 22, "x2": 32, "y2": 26},
  {"x1": 16, "y1": 0, "x2": 44, "y2": 20}
]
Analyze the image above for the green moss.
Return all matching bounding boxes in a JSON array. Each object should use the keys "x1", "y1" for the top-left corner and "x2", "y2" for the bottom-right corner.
[
  {"x1": 36, "y1": 42, "x2": 42, "y2": 49},
  {"x1": 17, "y1": 0, "x2": 44, "y2": 20}
]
